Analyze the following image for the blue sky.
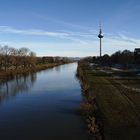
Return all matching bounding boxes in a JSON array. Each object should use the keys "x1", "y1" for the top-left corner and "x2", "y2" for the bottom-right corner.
[{"x1": 0, "y1": 0, "x2": 140, "y2": 57}]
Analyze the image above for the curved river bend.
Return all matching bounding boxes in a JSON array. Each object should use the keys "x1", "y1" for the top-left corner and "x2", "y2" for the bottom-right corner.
[{"x1": 0, "y1": 63, "x2": 89, "y2": 140}]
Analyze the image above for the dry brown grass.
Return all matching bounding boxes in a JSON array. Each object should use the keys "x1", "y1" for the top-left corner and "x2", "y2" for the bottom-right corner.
[
  {"x1": 0, "y1": 63, "x2": 63, "y2": 82},
  {"x1": 77, "y1": 61, "x2": 140, "y2": 140}
]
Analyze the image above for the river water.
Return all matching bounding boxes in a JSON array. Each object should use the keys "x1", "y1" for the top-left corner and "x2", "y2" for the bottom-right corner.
[{"x1": 0, "y1": 63, "x2": 89, "y2": 140}]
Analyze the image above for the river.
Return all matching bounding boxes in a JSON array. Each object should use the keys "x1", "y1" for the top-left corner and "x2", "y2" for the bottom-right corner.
[{"x1": 0, "y1": 63, "x2": 89, "y2": 140}]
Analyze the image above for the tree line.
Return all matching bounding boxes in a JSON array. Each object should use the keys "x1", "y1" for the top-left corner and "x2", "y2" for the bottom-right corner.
[
  {"x1": 0, "y1": 45, "x2": 36, "y2": 71},
  {"x1": 0, "y1": 45, "x2": 73, "y2": 72},
  {"x1": 85, "y1": 49, "x2": 140, "y2": 68}
]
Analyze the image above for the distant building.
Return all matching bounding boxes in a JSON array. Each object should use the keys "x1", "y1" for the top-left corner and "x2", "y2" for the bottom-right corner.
[{"x1": 134, "y1": 48, "x2": 140, "y2": 64}]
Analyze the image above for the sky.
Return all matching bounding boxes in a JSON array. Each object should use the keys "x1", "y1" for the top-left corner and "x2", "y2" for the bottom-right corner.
[{"x1": 0, "y1": 0, "x2": 140, "y2": 57}]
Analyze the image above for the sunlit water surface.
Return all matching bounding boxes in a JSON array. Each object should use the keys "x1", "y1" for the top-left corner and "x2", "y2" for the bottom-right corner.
[{"x1": 0, "y1": 63, "x2": 89, "y2": 140}]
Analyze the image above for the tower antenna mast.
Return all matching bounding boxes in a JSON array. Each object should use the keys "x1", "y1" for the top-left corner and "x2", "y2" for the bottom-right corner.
[{"x1": 98, "y1": 23, "x2": 104, "y2": 57}]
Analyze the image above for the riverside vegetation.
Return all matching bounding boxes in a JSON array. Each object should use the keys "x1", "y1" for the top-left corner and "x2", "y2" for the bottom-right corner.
[
  {"x1": 0, "y1": 45, "x2": 72, "y2": 82},
  {"x1": 77, "y1": 58, "x2": 140, "y2": 140}
]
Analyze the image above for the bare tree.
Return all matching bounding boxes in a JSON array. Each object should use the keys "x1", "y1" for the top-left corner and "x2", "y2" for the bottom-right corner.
[
  {"x1": 0, "y1": 46, "x2": 4, "y2": 70},
  {"x1": 18, "y1": 47, "x2": 30, "y2": 68},
  {"x1": 1, "y1": 45, "x2": 13, "y2": 71},
  {"x1": 10, "y1": 48, "x2": 19, "y2": 69},
  {"x1": 0, "y1": 45, "x2": 39, "y2": 71},
  {"x1": 28, "y1": 51, "x2": 36, "y2": 67}
]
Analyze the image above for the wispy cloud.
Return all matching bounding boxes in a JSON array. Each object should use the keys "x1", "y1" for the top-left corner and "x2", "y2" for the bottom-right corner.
[
  {"x1": 117, "y1": 34, "x2": 139, "y2": 44},
  {"x1": 34, "y1": 13, "x2": 94, "y2": 31},
  {"x1": 0, "y1": 25, "x2": 140, "y2": 45},
  {"x1": 0, "y1": 26, "x2": 69, "y2": 37},
  {"x1": 0, "y1": 25, "x2": 140, "y2": 56},
  {"x1": 0, "y1": 26, "x2": 97, "y2": 44}
]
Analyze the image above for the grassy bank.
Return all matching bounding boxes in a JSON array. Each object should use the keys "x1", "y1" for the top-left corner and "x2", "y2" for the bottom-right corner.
[
  {"x1": 77, "y1": 61, "x2": 140, "y2": 140},
  {"x1": 0, "y1": 63, "x2": 66, "y2": 82}
]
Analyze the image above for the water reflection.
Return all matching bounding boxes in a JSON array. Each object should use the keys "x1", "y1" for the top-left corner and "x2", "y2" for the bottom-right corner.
[
  {"x1": 0, "y1": 73, "x2": 36, "y2": 103},
  {"x1": 53, "y1": 65, "x2": 61, "y2": 73},
  {"x1": 0, "y1": 63, "x2": 89, "y2": 140}
]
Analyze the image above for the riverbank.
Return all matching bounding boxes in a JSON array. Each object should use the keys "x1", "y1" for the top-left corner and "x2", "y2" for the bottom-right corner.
[
  {"x1": 0, "y1": 63, "x2": 67, "y2": 82},
  {"x1": 77, "y1": 61, "x2": 140, "y2": 140}
]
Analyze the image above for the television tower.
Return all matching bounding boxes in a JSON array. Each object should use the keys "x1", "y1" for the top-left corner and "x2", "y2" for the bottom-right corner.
[{"x1": 98, "y1": 23, "x2": 104, "y2": 57}]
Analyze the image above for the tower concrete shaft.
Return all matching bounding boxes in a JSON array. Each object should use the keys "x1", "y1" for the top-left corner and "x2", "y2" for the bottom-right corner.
[
  {"x1": 100, "y1": 38, "x2": 102, "y2": 57},
  {"x1": 98, "y1": 24, "x2": 104, "y2": 57}
]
